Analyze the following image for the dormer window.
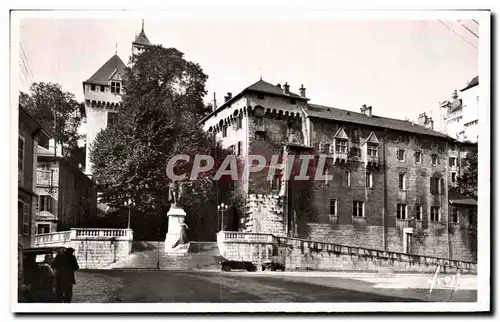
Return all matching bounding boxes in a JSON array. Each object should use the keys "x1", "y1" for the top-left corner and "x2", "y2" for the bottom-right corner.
[
  {"x1": 111, "y1": 81, "x2": 121, "y2": 94},
  {"x1": 335, "y1": 139, "x2": 347, "y2": 153},
  {"x1": 367, "y1": 143, "x2": 378, "y2": 157}
]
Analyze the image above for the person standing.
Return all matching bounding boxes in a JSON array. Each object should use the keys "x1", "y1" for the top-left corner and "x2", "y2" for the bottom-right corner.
[
  {"x1": 54, "y1": 248, "x2": 79, "y2": 303},
  {"x1": 40, "y1": 254, "x2": 56, "y2": 302}
]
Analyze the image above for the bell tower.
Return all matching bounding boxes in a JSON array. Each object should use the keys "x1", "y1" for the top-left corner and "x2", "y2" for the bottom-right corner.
[{"x1": 130, "y1": 19, "x2": 152, "y2": 61}]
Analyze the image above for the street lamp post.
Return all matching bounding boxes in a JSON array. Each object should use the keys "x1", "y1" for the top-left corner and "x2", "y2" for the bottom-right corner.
[
  {"x1": 217, "y1": 203, "x2": 228, "y2": 232},
  {"x1": 124, "y1": 198, "x2": 133, "y2": 229}
]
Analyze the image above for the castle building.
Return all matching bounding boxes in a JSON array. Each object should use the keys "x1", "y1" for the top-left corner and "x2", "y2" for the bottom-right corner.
[
  {"x1": 439, "y1": 76, "x2": 479, "y2": 143},
  {"x1": 83, "y1": 22, "x2": 152, "y2": 177},
  {"x1": 201, "y1": 79, "x2": 477, "y2": 261}
]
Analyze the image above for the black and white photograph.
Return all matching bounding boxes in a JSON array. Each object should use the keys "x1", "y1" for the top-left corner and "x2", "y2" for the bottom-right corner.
[{"x1": 7, "y1": 5, "x2": 490, "y2": 314}]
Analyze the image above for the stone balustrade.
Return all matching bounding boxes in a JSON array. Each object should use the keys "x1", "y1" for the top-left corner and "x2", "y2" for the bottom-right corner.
[
  {"x1": 217, "y1": 231, "x2": 477, "y2": 274},
  {"x1": 33, "y1": 228, "x2": 133, "y2": 269}
]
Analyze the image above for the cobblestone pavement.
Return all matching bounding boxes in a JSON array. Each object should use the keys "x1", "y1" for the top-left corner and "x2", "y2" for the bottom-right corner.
[{"x1": 72, "y1": 270, "x2": 477, "y2": 303}]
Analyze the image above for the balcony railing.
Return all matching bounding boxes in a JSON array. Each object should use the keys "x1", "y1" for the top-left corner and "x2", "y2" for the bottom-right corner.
[
  {"x1": 34, "y1": 231, "x2": 71, "y2": 246},
  {"x1": 365, "y1": 155, "x2": 380, "y2": 167},
  {"x1": 73, "y1": 228, "x2": 133, "y2": 239},
  {"x1": 333, "y1": 151, "x2": 348, "y2": 163},
  {"x1": 217, "y1": 231, "x2": 274, "y2": 243}
]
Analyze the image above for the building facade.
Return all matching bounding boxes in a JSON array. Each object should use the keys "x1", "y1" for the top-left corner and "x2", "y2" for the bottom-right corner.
[
  {"x1": 35, "y1": 143, "x2": 98, "y2": 233},
  {"x1": 439, "y1": 76, "x2": 479, "y2": 143},
  {"x1": 83, "y1": 22, "x2": 152, "y2": 177},
  {"x1": 18, "y1": 107, "x2": 51, "y2": 249},
  {"x1": 201, "y1": 79, "x2": 477, "y2": 261}
]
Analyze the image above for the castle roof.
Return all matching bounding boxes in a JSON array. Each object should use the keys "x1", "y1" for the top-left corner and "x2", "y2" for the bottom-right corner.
[
  {"x1": 245, "y1": 79, "x2": 305, "y2": 100},
  {"x1": 306, "y1": 104, "x2": 450, "y2": 139},
  {"x1": 84, "y1": 54, "x2": 127, "y2": 86},
  {"x1": 460, "y1": 75, "x2": 479, "y2": 92},
  {"x1": 133, "y1": 28, "x2": 152, "y2": 46},
  {"x1": 201, "y1": 78, "x2": 453, "y2": 140}
]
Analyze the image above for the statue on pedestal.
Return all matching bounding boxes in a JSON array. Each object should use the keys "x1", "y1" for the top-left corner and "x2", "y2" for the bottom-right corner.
[
  {"x1": 168, "y1": 180, "x2": 184, "y2": 208},
  {"x1": 166, "y1": 179, "x2": 189, "y2": 251}
]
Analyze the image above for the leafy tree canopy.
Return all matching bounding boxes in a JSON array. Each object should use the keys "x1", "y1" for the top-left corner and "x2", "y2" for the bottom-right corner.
[
  {"x1": 19, "y1": 82, "x2": 85, "y2": 156},
  {"x1": 456, "y1": 152, "x2": 478, "y2": 200},
  {"x1": 90, "y1": 45, "x2": 232, "y2": 226}
]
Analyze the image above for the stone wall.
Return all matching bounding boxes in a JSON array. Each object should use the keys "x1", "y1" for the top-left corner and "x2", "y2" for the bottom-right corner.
[
  {"x1": 34, "y1": 228, "x2": 133, "y2": 269},
  {"x1": 242, "y1": 194, "x2": 286, "y2": 235},
  {"x1": 217, "y1": 232, "x2": 477, "y2": 274}
]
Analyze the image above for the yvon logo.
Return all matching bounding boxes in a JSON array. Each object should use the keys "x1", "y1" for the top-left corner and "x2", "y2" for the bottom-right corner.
[{"x1": 426, "y1": 265, "x2": 460, "y2": 299}]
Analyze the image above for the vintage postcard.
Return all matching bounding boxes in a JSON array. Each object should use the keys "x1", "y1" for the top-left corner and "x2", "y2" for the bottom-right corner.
[{"x1": 9, "y1": 6, "x2": 490, "y2": 314}]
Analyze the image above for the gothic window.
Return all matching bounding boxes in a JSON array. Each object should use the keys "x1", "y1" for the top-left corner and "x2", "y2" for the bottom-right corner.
[
  {"x1": 366, "y1": 172, "x2": 373, "y2": 188},
  {"x1": 352, "y1": 201, "x2": 364, "y2": 217},
  {"x1": 330, "y1": 199, "x2": 337, "y2": 216},
  {"x1": 352, "y1": 128, "x2": 360, "y2": 142},
  {"x1": 399, "y1": 173, "x2": 406, "y2": 190},
  {"x1": 111, "y1": 81, "x2": 121, "y2": 94},
  {"x1": 415, "y1": 205, "x2": 422, "y2": 220},
  {"x1": 397, "y1": 204, "x2": 407, "y2": 220},
  {"x1": 335, "y1": 139, "x2": 347, "y2": 153},
  {"x1": 430, "y1": 206, "x2": 440, "y2": 222},
  {"x1": 107, "y1": 112, "x2": 118, "y2": 127},
  {"x1": 397, "y1": 149, "x2": 405, "y2": 161},
  {"x1": 367, "y1": 143, "x2": 378, "y2": 156}
]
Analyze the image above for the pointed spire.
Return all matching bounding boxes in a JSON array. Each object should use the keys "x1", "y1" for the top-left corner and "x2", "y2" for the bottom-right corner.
[
  {"x1": 115, "y1": 43, "x2": 118, "y2": 55},
  {"x1": 141, "y1": 19, "x2": 144, "y2": 32}
]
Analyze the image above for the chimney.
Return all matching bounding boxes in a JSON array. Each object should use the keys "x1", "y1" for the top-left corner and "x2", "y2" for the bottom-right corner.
[
  {"x1": 428, "y1": 117, "x2": 434, "y2": 130},
  {"x1": 360, "y1": 104, "x2": 372, "y2": 117},
  {"x1": 299, "y1": 84, "x2": 306, "y2": 98},
  {"x1": 417, "y1": 112, "x2": 428, "y2": 126},
  {"x1": 283, "y1": 82, "x2": 290, "y2": 95},
  {"x1": 224, "y1": 92, "x2": 232, "y2": 103}
]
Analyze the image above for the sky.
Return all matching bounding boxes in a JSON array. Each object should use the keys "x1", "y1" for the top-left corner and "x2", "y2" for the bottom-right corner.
[{"x1": 17, "y1": 16, "x2": 479, "y2": 132}]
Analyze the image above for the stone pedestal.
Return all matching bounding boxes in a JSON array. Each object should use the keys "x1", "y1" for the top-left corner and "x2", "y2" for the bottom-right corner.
[{"x1": 165, "y1": 206, "x2": 189, "y2": 255}]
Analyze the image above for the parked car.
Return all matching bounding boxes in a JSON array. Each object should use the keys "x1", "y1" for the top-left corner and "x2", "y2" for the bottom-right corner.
[
  {"x1": 18, "y1": 246, "x2": 66, "y2": 303},
  {"x1": 220, "y1": 259, "x2": 257, "y2": 272},
  {"x1": 261, "y1": 260, "x2": 285, "y2": 272}
]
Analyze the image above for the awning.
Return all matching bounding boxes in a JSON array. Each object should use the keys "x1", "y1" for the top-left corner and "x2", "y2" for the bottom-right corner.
[
  {"x1": 449, "y1": 199, "x2": 477, "y2": 206},
  {"x1": 35, "y1": 210, "x2": 58, "y2": 221}
]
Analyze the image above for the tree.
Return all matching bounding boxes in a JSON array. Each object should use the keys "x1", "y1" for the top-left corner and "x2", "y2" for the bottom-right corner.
[
  {"x1": 19, "y1": 82, "x2": 85, "y2": 156},
  {"x1": 456, "y1": 152, "x2": 478, "y2": 199},
  {"x1": 90, "y1": 45, "x2": 230, "y2": 239}
]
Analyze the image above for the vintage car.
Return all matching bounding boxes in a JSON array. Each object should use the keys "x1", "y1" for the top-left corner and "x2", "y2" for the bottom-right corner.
[
  {"x1": 18, "y1": 246, "x2": 66, "y2": 303},
  {"x1": 220, "y1": 259, "x2": 258, "y2": 272},
  {"x1": 261, "y1": 260, "x2": 286, "y2": 272}
]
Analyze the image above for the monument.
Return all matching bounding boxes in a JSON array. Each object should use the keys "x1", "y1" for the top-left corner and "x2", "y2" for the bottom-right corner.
[{"x1": 164, "y1": 180, "x2": 190, "y2": 255}]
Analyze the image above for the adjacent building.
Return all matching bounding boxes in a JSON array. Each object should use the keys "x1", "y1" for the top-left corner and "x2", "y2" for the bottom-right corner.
[
  {"x1": 201, "y1": 79, "x2": 477, "y2": 261},
  {"x1": 18, "y1": 106, "x2": 51, "y2": 250},
  {"x1": 35, "y1": 142, "x2": 98, "y2": 233},
  {"x1": 439, "y1": 76, "x2": 479, "y2": 143}
]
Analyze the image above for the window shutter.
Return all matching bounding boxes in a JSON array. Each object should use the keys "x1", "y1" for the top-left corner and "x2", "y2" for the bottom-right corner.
[
  {"x1": 440, "y1": 178, "x2": 445, "y2": 194},
  {"x1": 330, "y1": 143, "x2": 335, "y2": 154},
  {"x1": 430, "y1": 177, "x2": 434, "y2": 194},
  {"x1": 449, "y1": 157, "x2": 453, "y2": 166},
  {"x1": 23, "y1": 203, "x2": 30, "y2": 235}
]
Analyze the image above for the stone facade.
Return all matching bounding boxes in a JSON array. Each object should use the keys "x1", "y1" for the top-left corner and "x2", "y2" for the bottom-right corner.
[
  {"x1": 36, "y1": 146, "x2": 98, "y2": 233},
  {"x1": 202, "y1": 80, "x2": 478, "y2": 262}
]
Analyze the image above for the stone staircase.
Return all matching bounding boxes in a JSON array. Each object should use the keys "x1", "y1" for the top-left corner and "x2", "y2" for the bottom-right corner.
[{"x1": 107, "y1": 241, "x2": 222, "y2": 270}]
